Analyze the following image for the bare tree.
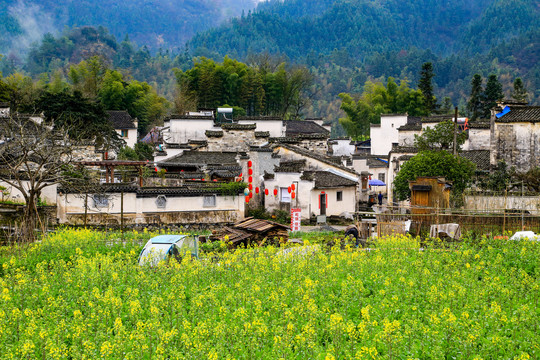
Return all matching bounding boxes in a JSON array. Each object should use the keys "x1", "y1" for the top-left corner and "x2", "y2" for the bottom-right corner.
[{"x1": 0, "y1": 114, "x2": 81, "y2": 241}]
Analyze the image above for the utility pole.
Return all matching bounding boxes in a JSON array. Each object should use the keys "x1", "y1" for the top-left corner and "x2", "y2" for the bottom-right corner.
[{"x1": 453, "y1": 107, "x2": 458, "y2": 155}]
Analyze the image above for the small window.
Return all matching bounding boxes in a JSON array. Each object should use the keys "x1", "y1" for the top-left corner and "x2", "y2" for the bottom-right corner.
[
  {"x1": 203, "y1": 195, "x2": 216, "y2": 207},
  {"x1": 156, "y1": 195, "x2": 167, "y2": 209},
  {"x1": 121, "y1": 130, "x2": 128, "y2": 138},
  {"x1": 93, "y1": 194, "x2": 109, "y2": 208},
  {"x1": 280, "y1": 188, "x2": 291, "y2": 203},
  {"x1": 337, "y1": 191, "x2": 343, "y2": 202},
  {"x1": 378, "y1": 173, "x2": 385, "y2": 183}
]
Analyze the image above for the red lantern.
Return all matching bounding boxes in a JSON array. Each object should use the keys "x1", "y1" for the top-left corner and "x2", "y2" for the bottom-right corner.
[
  {"x1": 239, "y1": 173, "x2": 243, "y2": 178},
  {"x1": 265, "y1": 189, "x2": 269, "y2": 196},
  {"x1": 248, "y1": 168, "x2": 253, "y2": 175},
  {"x1": 248, "y1": 176, "x2": 253, "y2": 183},
  {"x1": 248, "y1": 184, "x2": 253, "y2": 191},
  {"x1": 288, "y1": 186, "x2": 292, "y2": 193},
  {"x1": 249, "y1": 192, "x2": 253, "y2": 199},
  {"x1": 255, "y1": 187, "x2": 259, "y2": 194},
  {"x1": 273, "y1": 189, "x2": 278, "y2": 196},
  {"x1": 292, "y1": 192, "x2": 296, "y2": 199},
  {"x1": 213, "y1": 179, "x2": 217, "y2": 182},
  {"x1": 246, "y1": 197, "x2": 250, "y2": 203},
  {"x1": 291, "y1": 184, "x2": 295, "y2": 191},
  {"x1": 248, "y1": 160, "x2": 252, "y2": 167}
]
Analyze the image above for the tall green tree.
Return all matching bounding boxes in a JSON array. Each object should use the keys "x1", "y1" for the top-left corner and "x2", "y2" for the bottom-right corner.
[
  {"x1": 393, "y1": 150, "x2": 476, "y2": 201},
  {"x1": 418, "y1": 62, "x2": 436, "y2": 115},
  {"x1": 511, "y1": 78, "x2": 528, "y2": 102},
  {"x1": 467, "y1": 74, "x2": 484, "y2": 121},
  {"x1": 483, "y1": 74, "x2": 504, "y2": 118},
  {"x1": 339, "y1": 77, "x2": 424, "y2": 139},
  {"x1": 36, "y1": 90, "x2": 122, "y2": 150}
]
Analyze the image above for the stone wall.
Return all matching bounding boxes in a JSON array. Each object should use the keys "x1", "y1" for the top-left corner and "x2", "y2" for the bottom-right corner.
[
  {"x1": 206, "y1": 127, "x2": 267, "y2": 152},
  {"x1": 493, "y1": 122, "x2": 540, "y2": 172}
]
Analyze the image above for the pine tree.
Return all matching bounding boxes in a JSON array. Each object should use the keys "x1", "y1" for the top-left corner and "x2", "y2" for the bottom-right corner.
[
  {"x1": 418, "y1": 62, "x2": 436, "y2": 115},
  {"x1": 483, "y1": 74, "x2": 503, "y2": 118},
  {"x1": 467, "y1": 74, "x2": 484, "y2": 121},
  {"x1": 511, "y1": 78, "x2": 528, "y2": 102}
]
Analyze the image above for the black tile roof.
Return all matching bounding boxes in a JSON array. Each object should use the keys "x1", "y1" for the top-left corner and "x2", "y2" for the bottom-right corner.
[
  {"x1": 255, "y1": 131, "x2": 270, "y2": 138},
  {"x1": 496, "y1": 106, "x2": 540, "y2": 123},
  {"x1": 302, "y1": 171, "x2": 358, "y2": 189},
  {"x1": 274, "y1": 160, "x2": 306, "y2": 173},
  {"x1": 222, "y1": 123, "x2": 256, "y2": 130},
  {"x1": 167, "y1": 114, "x2": 214, "y2": 120},
  {"x1": 107, "y1": 111, "x2": 137, "y2": 129},
  {"x1": 250, "y1": 146, "x2": 273, "y2": 152},
  {"x1": 391, "y1": 145, "x2": 419, "y2": 153},
  {"x1": 460, "y1": 150, "x2": 490, "y2": 170},
  {"x1": 285, "y1": 120, "x2": 330, "y2": 137},
  {"x1": 205, "y1": 130, "x2": 223, "y2": 137},
  {"x1": 158, "y1": 151, "x2": 243, "y2": 167},
  {"x1": 274, "y1": 144, "x2": 359, "y2": 176},
  {"x1": 236, "y1": 116, "x2": 282, "y2": 121},
  {"x1": 367, "y1": 157, "x2": 389, "y2": 168},
  {"x1": 421, "y1": 115, "x2": 456, "y2": 123},
  {"x1": 398, "y1": 123, "x2": 422, "y2": 131}
]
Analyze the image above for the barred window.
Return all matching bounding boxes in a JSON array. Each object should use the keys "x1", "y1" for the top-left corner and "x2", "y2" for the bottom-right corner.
[
  {"x1": 203, "y1": 195, "x2": 217, "y2": 207},
  {"x1": 156, "y1": 195, "x2": 167, "y2": 209},
  {"x1": 93, "y1": 194, "x2": 109, "y2": 208}
]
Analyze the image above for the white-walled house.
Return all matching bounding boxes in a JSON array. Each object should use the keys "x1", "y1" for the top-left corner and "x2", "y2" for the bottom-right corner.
[
  {"x1": 264, "y1": 162, "x2": 358, "y2": 220},
  {"x1": 370, "y1": 114, "x2": 409, "y2": 156},
  {"x1": 263, "y1": 144, "x2": 360, "y2": 219},
  {"x1": 108, "y1": 111, "x2": 138, "y2": 149},
  {"x1": 57, "y1": 185, "x2": 245, "y2": 225}
]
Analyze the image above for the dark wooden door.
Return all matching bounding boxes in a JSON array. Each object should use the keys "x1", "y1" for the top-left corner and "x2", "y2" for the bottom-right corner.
[{"x1": 320, "y1": 194, "x2": 326, "y2": 215}]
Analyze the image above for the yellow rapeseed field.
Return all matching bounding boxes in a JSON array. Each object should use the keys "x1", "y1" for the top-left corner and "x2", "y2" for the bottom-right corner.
[{"x1": 0, "y1": 228, "x2": 538, "y2": 359}]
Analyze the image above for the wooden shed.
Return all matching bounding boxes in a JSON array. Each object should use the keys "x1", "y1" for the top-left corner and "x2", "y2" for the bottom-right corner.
[{"x1": 409, "y1": 177, "x2": 451, "y2": 214}]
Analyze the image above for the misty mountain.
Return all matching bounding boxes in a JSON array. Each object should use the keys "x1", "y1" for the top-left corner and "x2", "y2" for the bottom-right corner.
[{"x1": 0, "y1": 0, "x2": 260, "y2": 55}]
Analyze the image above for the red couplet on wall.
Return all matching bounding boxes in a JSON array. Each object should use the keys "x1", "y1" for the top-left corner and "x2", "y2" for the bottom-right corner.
[
  {"x1": 248, "y1": 168, "x2": 253, "y2": 175},
  {"x1": 255, "y1": 187, "x2": 259, "y2": 194},
  {"x1": 291, "y1": 184, "x2": 295, "y2": 191},
  {"x1": 265, "y1": 189, "x2": 269, "y2": 196},
  {"x1": 248, "y1": 160, "x2": 253, "y2": 167},
  {"x1": 273, "y1": 189, "x2": 278, "y2": 196}
]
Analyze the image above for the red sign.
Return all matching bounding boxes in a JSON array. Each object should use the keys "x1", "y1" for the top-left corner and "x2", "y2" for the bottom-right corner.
[{"x1": 290, "y1": 208, "x2": 301, "y2": 232}]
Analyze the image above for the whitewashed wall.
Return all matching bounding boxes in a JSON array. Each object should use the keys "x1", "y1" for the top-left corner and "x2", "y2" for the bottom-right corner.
[
  {"x1": 57, "y1": 192, "x2": 245, "y2": 224},
  {"x1": 370, "y1": 115, "x2": 408, "y2": 156},
  {"x1": 0, "y1": 181, "x2": 57, "y2": 205},
  {"x1": 168, "y1": 118, "x2": 217, "y2": 143}
]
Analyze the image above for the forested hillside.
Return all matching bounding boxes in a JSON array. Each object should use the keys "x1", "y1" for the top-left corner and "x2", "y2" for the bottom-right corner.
[
  {"x1": 0, "y1": 0, "x2": 260, "y2": 54},
  {"x1": 188, "y1": 0, "x2": 539, "y2": 118},
  {"x1": 0, "y1": 0, "x2": 538, "y2": 136}
]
